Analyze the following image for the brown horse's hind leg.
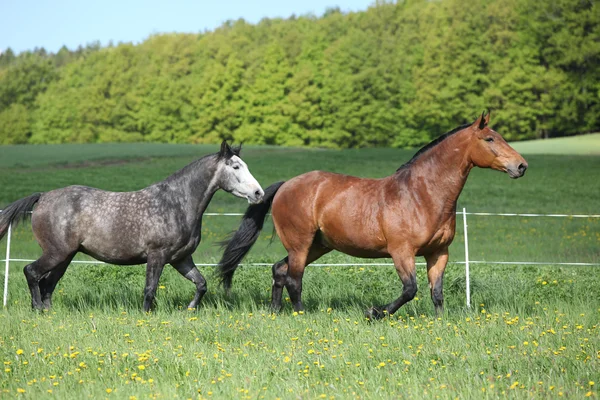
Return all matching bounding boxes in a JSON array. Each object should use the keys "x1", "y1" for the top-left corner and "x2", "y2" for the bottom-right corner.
[
  {"x1": 24, "y1": 252, "x2": 73, "y2": 310},
  {"x1": 425, "y1": 249, "x2": 449, "y2": 317},
  {"x1": 271, "y1": 244, "x2": 331, "y2": 312},
  {"x1": 366, "y1": 251, "x2": 416, "y2": 320},
  {"x1": 271, "y1": 257, "x2": 289, "y2": 312},
  {"x1": 171, "y1": 256, "x2": 207, "y2": 309}
]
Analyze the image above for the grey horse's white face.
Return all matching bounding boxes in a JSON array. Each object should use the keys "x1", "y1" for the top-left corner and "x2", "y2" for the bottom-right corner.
[{"x1": 219, "y1": 155, "x2": 264, "y2": 204}]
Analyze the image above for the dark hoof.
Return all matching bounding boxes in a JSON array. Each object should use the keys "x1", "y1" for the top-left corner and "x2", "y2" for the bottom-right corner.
[{"x1": 365, "y1": 306, "x2": 387, "y2": 321}]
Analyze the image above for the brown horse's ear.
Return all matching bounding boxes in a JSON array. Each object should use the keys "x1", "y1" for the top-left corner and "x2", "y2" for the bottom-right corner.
[{"x1": 475, "y1": 110, "x2": 489, "y2": 130}]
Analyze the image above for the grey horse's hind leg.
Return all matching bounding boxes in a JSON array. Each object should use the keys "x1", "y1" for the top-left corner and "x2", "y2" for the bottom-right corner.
[
  {"x1": 143, "y1": 254, "x2": 166, "y2": 312},
  {"x1": 171, "y1": 256, "x2": 207, "y2": 309},
  {"x1": 40, "y1": 257, "x2": 73, "y2": 309},
  {"x1": 24, "y1": 252, "x2": 72, "y2": 310}
]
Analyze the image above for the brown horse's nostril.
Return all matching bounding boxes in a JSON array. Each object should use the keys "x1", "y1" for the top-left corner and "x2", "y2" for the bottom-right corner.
[{"x1": 518, "y1": 163, "x2": 527, "y2": 175}]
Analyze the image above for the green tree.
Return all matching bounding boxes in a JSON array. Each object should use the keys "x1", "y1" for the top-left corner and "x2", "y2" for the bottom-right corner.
[{"x1": 0, "y1": 103, "x2": 31, "y2": 144}]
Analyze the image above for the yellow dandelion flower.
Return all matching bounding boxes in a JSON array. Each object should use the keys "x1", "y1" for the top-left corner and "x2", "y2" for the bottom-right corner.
[
  {"x1": 283, "y1": 357, "x2": 291, "y2": 363},
  {"x1": 403, "y1": 360, "x2": 411, "y2": 365},
  {"x1": 138, "y1": 365, "x2": 145, "y2": 370},
  {"x1": 16, "y1": 349, "x2": 24, "y2": 355},
  {"x1": 106, "y1": 388, "x2": 113, "y2": 394},
  {"x1": 17, "y1": 388, "x2": 26, "y2": 393}
]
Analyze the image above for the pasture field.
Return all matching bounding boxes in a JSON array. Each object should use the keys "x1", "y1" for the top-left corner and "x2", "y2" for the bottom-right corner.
[
  {"x1": 0, "y1": 142, "x2": 599, "y2": 399},
  {"x1": 510, "y1": 133, "x2": 600, "y2": 155}
]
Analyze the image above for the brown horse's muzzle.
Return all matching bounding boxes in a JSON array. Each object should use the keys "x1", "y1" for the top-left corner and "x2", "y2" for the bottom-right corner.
[{"x1": 507, "y1": 160, "x2": 528, "y2": 179}]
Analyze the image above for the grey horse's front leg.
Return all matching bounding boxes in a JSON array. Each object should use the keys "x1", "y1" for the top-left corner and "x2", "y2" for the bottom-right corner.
[
  {"x1": 143, "y1": 255, "x2": 166, "y2": 312},
  {"x1": 171, "y1": 255, "x2": 207, "y2": 309}
]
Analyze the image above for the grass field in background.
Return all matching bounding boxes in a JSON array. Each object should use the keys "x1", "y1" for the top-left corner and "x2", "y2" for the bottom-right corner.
[
  {"x1": 0, "y1": 141, "x2": 598, "y2": 398},
  {"x1": 511, "y1": 133, "x2": 600, "y2": 155}
]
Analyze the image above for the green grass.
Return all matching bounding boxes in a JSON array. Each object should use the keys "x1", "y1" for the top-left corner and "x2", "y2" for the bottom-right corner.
[
  {"x1": 510, "y1": 133, "x2": 600, "y2": 155},
  {"x1": 0, "y1": 144, "x2": 599, "y2": 399}
]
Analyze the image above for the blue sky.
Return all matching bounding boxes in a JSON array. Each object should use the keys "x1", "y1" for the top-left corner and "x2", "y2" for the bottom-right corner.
[{"x1": 0, "y1": 0, "x2": 374, "y2": 54}]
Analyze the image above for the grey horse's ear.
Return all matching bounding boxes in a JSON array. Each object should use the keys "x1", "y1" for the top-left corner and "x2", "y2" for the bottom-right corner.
[{"x1": 219, "y1": 141, "x2": 232, "y2": 158}]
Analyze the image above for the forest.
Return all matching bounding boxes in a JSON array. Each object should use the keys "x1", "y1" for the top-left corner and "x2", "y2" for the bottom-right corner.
[{"x1": 0, "y1": 0, "x2": 598, "y2": 148}]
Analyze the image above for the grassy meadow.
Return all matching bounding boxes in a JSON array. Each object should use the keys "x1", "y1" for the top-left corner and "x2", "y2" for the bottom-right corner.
[{"x1": 0, "y1": 140, "x2": 598, "y2": 399}]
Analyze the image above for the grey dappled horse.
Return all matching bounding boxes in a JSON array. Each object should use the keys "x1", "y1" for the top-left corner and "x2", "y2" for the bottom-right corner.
[{"x1": 0, "y1": 142, "x2": 264, "y2": 311}]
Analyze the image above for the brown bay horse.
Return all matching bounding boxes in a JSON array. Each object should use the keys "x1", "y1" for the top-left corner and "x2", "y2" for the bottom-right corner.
[{"x1": 217, "y1": 112, "x2": 528, "y2": 319}]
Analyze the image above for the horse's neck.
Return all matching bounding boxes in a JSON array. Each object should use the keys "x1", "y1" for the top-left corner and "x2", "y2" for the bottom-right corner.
[
  {"x1": 157, "y1": 156, "x2": 220, "y2": 223},
  {"x1": 403, "y1": 132, "x2": 473, "y2": 218}
]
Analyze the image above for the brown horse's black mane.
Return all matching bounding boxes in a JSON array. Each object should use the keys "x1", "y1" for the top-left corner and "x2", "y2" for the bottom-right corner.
[{"x1": 397, "y1": 122, "x2": 471, "y2": 171}]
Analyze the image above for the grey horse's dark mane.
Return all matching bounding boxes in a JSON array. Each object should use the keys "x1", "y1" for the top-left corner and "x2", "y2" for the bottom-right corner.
[
  {"x1": 162, "y1": 153, "x2": 218, "y2": 184},
  {"x1": 163, "y1": 145, "x2": 241, "y2": 184},
  {"x1": 397, "y1": 123, "x2": 471, "y2": 171}
]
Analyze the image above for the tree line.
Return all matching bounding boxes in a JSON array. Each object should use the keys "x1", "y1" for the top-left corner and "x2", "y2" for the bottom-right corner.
[{"x1": 0, "y1": 0, "x2": 598, "y2": 148}]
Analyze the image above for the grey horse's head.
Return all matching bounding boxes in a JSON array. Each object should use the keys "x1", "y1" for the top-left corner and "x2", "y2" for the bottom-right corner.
[{"x1": 216, "y1": 141, "x2": 264, "y2": 204}]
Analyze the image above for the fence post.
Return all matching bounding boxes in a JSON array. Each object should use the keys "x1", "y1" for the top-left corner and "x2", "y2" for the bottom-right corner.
[
  {"x1": 462, "y1": 207, "x2": 470, "y2": 308},
  {"x1": 3, "y1": 223, "x2": 11, "y2": 307}
]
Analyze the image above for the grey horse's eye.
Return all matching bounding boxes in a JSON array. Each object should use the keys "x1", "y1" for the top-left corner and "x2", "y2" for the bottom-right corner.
[{"x1": 233, "y1": 165, "x2": 240, "y2": 170}]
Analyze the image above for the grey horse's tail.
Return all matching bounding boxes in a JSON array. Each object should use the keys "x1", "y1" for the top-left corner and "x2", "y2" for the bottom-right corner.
[
  {"x1": 217, "y1": 181, "x2": 285, "y2": 293},
  {"x1": 0, "y1": 193, "x2": 42, "y2": 241}
]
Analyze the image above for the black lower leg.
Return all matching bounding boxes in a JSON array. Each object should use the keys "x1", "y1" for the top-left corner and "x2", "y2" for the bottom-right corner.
[
  {"x1": 171, "y1": 258, "x2": 207, "y2": 309},
  {"x1": 270, "y1": 258, "x2": 288, "y2": 312},
  {"x1": 40, "y1": 260, "x2": 71, "y2": 310},
  {"x1": 285, "y1": 275, "x2": 304, "y2": 312},
  {"x1": 143, "y1": 260, "x2": 165, "y2": 312},
  {"x1": 186, "y1": 270, "x2": 207, "y2": 309},
  {"x1": 24, "y1": 263, "x2": 43, "y2": 310},
  {"x1": 24, "y1": 255, "x2": 66, "y2": 311},
  {"x1": 431, "y1": 279, "x2": 444, "y2": 316},
  {"x1": 367, "y1": 274, "x2": 417, "y2": 320}
]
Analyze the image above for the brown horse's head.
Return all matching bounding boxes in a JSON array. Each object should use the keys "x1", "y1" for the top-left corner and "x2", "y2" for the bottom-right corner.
[{"x1": 467, "y1": 111, "x2": 528, "y2": 178}]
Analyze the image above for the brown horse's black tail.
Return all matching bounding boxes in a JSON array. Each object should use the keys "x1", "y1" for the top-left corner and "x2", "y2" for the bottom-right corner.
[
  {"x1": 0, "y1": 193, "x2": 42, "y2": 241},
  {"x1": 217, "y1": 181, "x2": 285, "y2": 293}
]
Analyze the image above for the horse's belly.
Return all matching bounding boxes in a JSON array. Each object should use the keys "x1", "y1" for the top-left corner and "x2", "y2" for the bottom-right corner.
[
  {"x1": 334, "y1": 245, "x2": 389, "y2": 258},
  {"x1": 79, "y1": 244, "x2": 147, "y2": 265},
  {"x1": 320, "y1": 233, "x2": 389, "y2": 259}
]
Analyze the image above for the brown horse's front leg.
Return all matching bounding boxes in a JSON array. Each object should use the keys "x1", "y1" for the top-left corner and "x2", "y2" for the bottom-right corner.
[
  {"x1": 425, "y1": 248, "x2": 449, "y2": 317},
  {"x1": 285, "y1": 257, "x2": 305, "y2": 312},
  {"x1": 366, "y1": 252, "x2": 416, "y2": 320}
]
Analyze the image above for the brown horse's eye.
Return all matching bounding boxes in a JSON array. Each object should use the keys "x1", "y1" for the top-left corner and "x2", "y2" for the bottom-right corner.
[{"x1": 485, "y1": 137, "x2": 494, "y2": 143}]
